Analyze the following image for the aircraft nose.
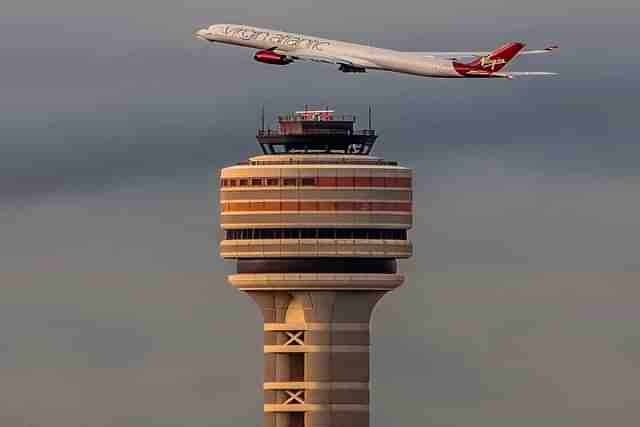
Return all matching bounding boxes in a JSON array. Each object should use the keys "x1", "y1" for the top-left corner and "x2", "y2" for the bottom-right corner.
[{"x1": 194, "y1": 28, "x2": 210, "y2": 41}]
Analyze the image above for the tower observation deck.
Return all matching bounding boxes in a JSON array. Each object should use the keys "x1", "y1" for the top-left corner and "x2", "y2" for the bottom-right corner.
[
  {"x1": 219, "y1": 108, "x2": 413, "y2": 427},
  {"x1": 257, "y1": 110, "x2": 377, "y2": 155}
]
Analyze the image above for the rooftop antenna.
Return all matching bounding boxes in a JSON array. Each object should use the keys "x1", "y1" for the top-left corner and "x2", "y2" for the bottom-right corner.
[
  {"x1": 368, "y1": 104, "x2": 373, "y2": 130},
  {"x1": 261, "y1": 105, "x2": 265, "y2": 132}
]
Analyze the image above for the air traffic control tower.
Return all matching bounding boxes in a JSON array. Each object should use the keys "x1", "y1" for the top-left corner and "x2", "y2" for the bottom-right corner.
[{"x1": 219, "y1": 108, "x2": 413, "y2": 427}]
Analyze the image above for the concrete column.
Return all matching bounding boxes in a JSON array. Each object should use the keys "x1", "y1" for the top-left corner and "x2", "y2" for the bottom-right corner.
[{"x1": 246, "y1": 289, "x2": 387, "y2": 427}]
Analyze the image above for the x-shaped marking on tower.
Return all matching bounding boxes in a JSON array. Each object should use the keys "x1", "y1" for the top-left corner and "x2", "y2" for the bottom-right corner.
[
  {"x1": 283, "y1": 390, "x2": 305, "y2": 405},
  {"x1": 284, "y1": 331, "x2": 304, "y2": 346}
]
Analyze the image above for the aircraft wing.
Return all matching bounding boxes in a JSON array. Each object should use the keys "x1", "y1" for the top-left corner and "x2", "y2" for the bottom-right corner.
[
  {"x1": 410, "y1": 45, "x2": 558, "y2": 60},
  {"x1": 279, "y1": 48, "x2": 377, "y2": 70}
]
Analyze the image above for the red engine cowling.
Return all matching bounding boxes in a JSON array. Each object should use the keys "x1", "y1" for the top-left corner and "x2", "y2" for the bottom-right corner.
[{"x1": 254, "y1": 50, "x2": 292, "y2": 65}]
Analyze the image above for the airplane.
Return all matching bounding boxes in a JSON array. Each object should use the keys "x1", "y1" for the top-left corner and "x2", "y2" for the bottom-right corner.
[{"x1": 194, "y1": 24, "x2": 558, "y2": 79}]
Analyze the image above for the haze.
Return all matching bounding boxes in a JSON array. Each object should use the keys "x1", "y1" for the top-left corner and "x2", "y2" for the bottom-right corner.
[{"x1": 1, "y1": 0, "x2": 639, "y2": 426}]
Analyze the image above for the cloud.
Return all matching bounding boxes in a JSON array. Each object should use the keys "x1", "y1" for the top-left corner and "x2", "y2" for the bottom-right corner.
[{"x1": 1, "y1": 1, "x2": 640, "y2": 425}]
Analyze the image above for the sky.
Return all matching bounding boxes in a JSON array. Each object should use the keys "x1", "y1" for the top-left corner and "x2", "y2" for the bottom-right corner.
[{"x1": 1, "y1": 0, "x2": 640, "y2": 426}]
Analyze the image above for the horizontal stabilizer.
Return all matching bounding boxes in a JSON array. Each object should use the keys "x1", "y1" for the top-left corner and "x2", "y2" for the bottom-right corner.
[
  {"x1": 413, "y1": 44, "x2": 558, "y2": 60},
  {"x1": 502, "y1": 71, "x2": 559, "y2": 78},
  {"x1": 519, "y1": 45, "x2": 559, "y2": 55}
]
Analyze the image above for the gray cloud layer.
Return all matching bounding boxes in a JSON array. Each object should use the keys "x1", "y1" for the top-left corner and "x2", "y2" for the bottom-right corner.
[
  {"x1": 1, "y1": 0, "x2": 640, "y2": 426},
  {"x1": 2, "y1": 183, "x2": 640, "y2": 426},
  {"x1": 2, "y1": 0, "x2": 639, "y2": 202}
]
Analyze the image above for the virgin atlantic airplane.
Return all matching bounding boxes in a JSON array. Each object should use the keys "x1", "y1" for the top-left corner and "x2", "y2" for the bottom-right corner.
[{"x1": 195, "y1": 24, "x2": 558, "y2": 79}]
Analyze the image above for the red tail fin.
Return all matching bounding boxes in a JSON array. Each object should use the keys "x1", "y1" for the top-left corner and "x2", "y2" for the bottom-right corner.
[
  {"x1": 454, "y1": 42, "x2": 525, "y2": 76},
  {"x1": 467, "y1": 41, "x2": 525, "y2": 71}
]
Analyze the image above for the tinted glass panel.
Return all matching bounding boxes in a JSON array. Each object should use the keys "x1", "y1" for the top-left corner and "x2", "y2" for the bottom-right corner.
[
  {"x1": 318, "y1": 229, "x2": 335, "y2": 239},
  {"x1": 223, "y1": 229, "x2": 408, "y2": 240},
  {"x1": 336, "y1": 229, "x2": 352, "y2": 239},
  {"x1": 300, "y1": 229, "x2": 317, "y2": 239},
  {"x1": 283, "y1": 229, "x2": 299, "y2": 239},
  {"x1": 353, "y1": 229, "x2": 368, "y2": 239}
]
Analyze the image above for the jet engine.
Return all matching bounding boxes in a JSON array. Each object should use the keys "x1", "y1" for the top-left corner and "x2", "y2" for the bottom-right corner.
[
  {"x1": 339, "y1": 64, "x2": 366, "y2": 73},
  {"x1": 254, "y1": 50, "x2": 293, "y2": 65}
]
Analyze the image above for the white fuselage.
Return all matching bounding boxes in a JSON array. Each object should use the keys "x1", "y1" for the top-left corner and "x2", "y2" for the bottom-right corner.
[{"x1": 199, "y1": 24, "x2": 461, "y2": 78}]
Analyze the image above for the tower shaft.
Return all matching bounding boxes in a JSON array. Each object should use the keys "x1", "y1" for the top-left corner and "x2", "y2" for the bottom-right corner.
[{"x1": 246, "y1": 290, "x2": 385, "y2": 427}]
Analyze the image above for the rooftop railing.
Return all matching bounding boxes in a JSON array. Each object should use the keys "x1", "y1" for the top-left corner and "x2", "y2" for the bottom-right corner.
[
  {"x1": 257, "y1": 128, "x2": 376, "y2": 137},
  {"x1": 277, "y1": 114, "x2": 357, "y2": 122},
  {"x1": 247, "y1": 157, "x2": 396, "y2": 166}
]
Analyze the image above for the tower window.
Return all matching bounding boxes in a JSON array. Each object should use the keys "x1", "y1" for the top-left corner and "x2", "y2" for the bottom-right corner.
[
  {"x1": 283, "y1": 229, "x2": 299, "y2": 239},
  {"x1": 300, "y1": 229, "x2": 317, "y2": 239},
  {"x1": 318, "y1": 229, "x2": 335, "y2": 239},
  {"x1": 336, "y1": 229, "x2": 352, "y2": 239},
  {"x1": 224, "y1": 228, "x2": 409, "y2": 241},
  {"x1": 354, "y1": 229, "x2": 368, "y2": 239}
]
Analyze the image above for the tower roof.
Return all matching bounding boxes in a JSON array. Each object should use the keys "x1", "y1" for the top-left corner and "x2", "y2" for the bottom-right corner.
[{"x1": 257, "y1": 109, "x2": 377, "y2": 155}]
